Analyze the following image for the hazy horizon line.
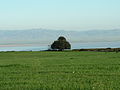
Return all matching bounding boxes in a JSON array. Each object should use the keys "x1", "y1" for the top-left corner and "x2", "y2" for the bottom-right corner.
[{"x1": 0, "y1": 28, "x2": 120, "y2": 32}]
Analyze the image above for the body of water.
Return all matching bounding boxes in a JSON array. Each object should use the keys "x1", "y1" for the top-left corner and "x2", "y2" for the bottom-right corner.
[{"x1": 0, "y1": 41, "x2": 120, "y2": 51}]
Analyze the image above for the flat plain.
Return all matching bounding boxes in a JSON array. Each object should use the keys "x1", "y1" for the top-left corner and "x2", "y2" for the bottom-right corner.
[{"x1": 0, "y1": 51, "x2": 120, "y2": 90}]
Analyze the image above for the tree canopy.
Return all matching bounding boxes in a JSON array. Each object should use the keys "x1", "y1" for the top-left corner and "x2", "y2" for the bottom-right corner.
[{"x1": 51, "y1": 36, "x2": 71, "y2": 50}]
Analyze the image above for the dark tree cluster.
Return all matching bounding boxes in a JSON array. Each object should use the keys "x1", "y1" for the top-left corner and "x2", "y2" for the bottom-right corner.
[{"x1": 51, "y1": 36, "x2": 71, "y2": 51}]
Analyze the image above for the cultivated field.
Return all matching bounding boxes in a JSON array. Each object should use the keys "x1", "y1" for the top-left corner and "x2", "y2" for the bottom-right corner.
[{"x1": 0, "y1": 51, "x2": 120, "y2": 90}]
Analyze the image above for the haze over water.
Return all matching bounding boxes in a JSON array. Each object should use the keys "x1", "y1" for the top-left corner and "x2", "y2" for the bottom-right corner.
[{"x1": 0, "y1": 41, "x2": 120, "y2": 51}]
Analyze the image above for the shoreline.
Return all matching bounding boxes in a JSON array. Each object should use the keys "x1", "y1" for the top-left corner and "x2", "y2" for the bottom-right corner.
[{"x1": 0, "y1": 47, "x2": 119, "y2": 52}]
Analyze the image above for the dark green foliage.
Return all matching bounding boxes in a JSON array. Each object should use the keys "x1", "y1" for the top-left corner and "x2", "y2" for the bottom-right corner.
[
  {"x1": 58, "y1": 36, "x2": 66, "y2": 41},
  {"x1": 51, "y1": 36, "x2": 71, "y2": 50}
]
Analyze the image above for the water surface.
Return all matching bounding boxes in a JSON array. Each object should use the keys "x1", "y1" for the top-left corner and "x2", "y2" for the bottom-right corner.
[{"x1": 0, "y1": 41, "x2": 120, "y2": 51}]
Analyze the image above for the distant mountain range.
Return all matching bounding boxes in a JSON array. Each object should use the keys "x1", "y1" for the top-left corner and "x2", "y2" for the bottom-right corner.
[{"x1": 0, "y1": 29, "x2": 120, "y2": 45}]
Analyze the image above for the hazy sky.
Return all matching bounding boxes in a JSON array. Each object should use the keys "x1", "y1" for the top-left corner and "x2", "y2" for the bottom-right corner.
[{"x1": 0, "y1": 0, "x2": 120, "y2": 31}]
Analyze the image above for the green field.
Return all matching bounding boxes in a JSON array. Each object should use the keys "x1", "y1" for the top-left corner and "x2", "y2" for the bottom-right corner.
[{"x1": 0, "y1": 51, "x2": 120, "y2": 90}]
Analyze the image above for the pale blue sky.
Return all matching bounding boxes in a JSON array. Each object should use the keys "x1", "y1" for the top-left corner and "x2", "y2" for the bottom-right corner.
[{"x1": 0, "y1": 0, "x2": 120, "y2": 31}]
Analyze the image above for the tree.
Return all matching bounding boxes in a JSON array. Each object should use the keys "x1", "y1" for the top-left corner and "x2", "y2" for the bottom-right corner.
[{"x1": 51, "y1": 36, "x2": 71, "y2": 51}]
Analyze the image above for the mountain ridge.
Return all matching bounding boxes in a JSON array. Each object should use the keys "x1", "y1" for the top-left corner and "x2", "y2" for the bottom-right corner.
[{"x1": 0, "y1": 29, "x2": 120, "y2": 45}]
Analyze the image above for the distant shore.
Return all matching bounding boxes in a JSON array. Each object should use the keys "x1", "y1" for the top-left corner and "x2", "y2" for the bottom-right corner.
[
  {"x1": 72, "y1": 48, "x2": 120, "y2": 52},
  {"x1": 0, "y1": 47, "x2": 120, "y2": 52}
]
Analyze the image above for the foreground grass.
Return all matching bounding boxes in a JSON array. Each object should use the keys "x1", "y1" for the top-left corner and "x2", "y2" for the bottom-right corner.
[{"x1": 0, "y1": 51, "x2": 120, "y2": 90}]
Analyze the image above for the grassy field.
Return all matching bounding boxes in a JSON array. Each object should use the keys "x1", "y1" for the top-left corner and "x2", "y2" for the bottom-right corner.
[{"x1": 0, "y1": 51, "x2": 120, "y2": 90}]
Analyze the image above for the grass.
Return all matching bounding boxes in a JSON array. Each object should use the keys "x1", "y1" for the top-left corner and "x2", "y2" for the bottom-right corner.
[{"x1": 0, "y1": 51, "x2": 120, "y2": 90}]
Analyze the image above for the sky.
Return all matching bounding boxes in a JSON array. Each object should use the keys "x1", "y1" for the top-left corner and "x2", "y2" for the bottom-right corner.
[{"x1": 0, "y1": 0, "x2": 120, "y2": 31}]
